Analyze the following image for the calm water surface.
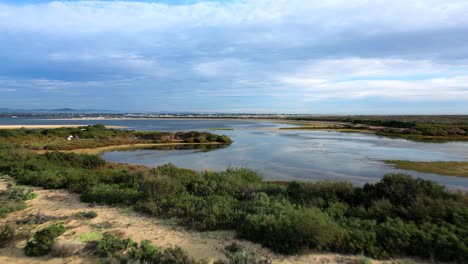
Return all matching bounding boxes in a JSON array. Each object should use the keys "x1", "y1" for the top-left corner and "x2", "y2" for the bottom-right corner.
[{"x1": 2, "y1": 118, "x2": 468, "y2": 190}]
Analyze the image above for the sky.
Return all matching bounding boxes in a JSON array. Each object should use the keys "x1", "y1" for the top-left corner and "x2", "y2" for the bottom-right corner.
[{"x1": 1, "y1": 0, "x2": 468, "y2": 113}]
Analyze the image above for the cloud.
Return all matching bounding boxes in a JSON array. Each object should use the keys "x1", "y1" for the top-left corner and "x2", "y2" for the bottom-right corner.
[{"x1": 0, "y1": 0, "x2": 468, "y2": 112}]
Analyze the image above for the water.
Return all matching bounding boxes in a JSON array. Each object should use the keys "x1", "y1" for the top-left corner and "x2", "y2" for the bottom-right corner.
[{"x1": 1, "y1": 117, "x2": 468, "y2": 190}]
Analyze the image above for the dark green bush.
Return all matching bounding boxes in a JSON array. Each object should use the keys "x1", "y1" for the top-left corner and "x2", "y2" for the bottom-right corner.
[
  {"x1": 0, "y1": 224, "x2": 15, "y2": 248},
  {"x1": 238, "y1": 195, "x2": 342, "y2": 254},
  {"x1": 74, "y1": 211, "x2": 98, "y2": 219},
  {"x1": 81, "y1": 184, "x2": 144, "y2": 205},
  {"x1": 24, "y1": 224, "x2": 66, "y2": 256},
  {"x1": 94, "y1": 233, "x2": 135, "y2": 257},
  {"x1": 128, "y1": 240, "x2": 160, "y2": 262}
]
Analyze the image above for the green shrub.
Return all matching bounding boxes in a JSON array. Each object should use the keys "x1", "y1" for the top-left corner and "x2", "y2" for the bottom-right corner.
[
  {"x1": 357, "y1": 255, "x2": 373, "y2": 264},
  {"x1": 238, "y1": 198, "x2": 342, "y2": 254},
  {"x1": 0, "y1": 184, "x2": 34, "y2": 218},
  {"x1": 224, "y1": 242, "x2": 243, "y2": 254},
  {"x1": 74, "y1": 211, "x2": 98, "y2": 219},
  {"x1": 128, "y1": 240, "x2": 160, "y2": 262},
  {"x1": 81, "y1": 184, "x2": 144, "y2": 205},
  {"x1": 94, "y1": 233, "x2": 135, "y2": 257},
  {"x1": 3, "y1": 185, "x2": 37, "y2": 201},
  {"x1": 217, "y1": 243, "x2": 272, "y2": 264},
  {"x1": 0, "y1": 224, "x2": 15, "y2": 248},
  {"x1": 157, "y1": 246, "x2": 191, "y2": 264},
  {"x1": 0, "y1": 200, "x2": 28, "y2": 218},
  {"x1": 24, "y1": 224, "x2": 66, "y2": 256}
]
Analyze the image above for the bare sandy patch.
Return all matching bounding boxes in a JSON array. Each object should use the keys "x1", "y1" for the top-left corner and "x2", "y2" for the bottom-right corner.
[{"x1": 33, "y1": 142, "x2": 223, "y2": 155}]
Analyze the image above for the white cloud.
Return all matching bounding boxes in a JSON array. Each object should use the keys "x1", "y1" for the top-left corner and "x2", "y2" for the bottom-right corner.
[{"x1": 1, "y1": 0, "x2": 468, "y2": 112}]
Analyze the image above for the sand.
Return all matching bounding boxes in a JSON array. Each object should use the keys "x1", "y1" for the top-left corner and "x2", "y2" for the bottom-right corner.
[
  {"x1": 38, "y1": 142, "x2": 223, "y2": 155},
  {"x1": 0, "y1": 180, "x2": 424, "y2": 264},
  {"x1": 0, "y1": 125, "x2": 126, "y2": 129}
]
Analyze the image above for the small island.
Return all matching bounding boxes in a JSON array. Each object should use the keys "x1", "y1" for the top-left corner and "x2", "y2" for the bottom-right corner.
[{"x1": 0, "y1": 124, "x2": 233, "y2": 151}]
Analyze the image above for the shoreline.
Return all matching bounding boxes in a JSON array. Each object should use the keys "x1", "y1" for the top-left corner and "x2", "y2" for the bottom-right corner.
[
  {"x1": 35, "y1": 142, "x2": 224, "y2": 155},
  {"x1": 383, "y1": 160, "x2": 468, "y2": 178},
  {"x1": 0, "y1": 125, "x2": 127, "y2": 129}
]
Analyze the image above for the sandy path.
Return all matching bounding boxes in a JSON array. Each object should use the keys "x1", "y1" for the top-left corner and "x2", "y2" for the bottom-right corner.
[
  {"x1": 0, "y1": 125, "x2": 126, "y2": 129},
  {"x1": 0, "y1": 180, "x2": 420, "y2": 264}
]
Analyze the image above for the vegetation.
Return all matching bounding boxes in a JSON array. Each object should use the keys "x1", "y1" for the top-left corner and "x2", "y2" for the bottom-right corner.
[
  {"x1": 0, "y1": 184, "x2": 37, "y2": 218},
  {"x1": 0, "y1": 145, "x2": 466, "y2": 262},
  {"x1": 96, "y1": 236, "x2": 205, "y2": 264},
  {"x1": 94, "y1": 233, "x2": 135, "y2": 257},
  {"x1": 24, "y1": 224, "x2": 66, "y2": 256},
  {"x1": 215, "y1": 242, "x2": 271, "y2": 264},
  {"x1": 74, "y1": 211, "x2": 98, "y2": 219},
  {"x1": 383, "y1": 160, "x2": 468, "y2": 177},
  {"x1": 0, "y1": 224, "x2": 15, "y2": 247},
  {"x1": 283, "y1": 115, "x2": 468, "y2": 141},
  {"x1": 0, "y1": 124, "x2": 232, "y2": 150},
  {"x1": 284, "y1": 115, "x2": 468, "y2": 125},
  {"x1": 0, "y1": 126, "x2": 466, "y2": 262}
]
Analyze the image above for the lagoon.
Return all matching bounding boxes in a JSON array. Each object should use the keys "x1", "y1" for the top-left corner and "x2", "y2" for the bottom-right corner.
[{"x1": 1, "y1": 117, "x2": 468, "y2": 190}]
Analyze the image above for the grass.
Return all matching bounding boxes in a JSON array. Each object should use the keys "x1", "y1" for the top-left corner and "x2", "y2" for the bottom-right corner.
[
  {"x1": 75, "y1": 231, "x2": 102, "y2": 242},
  {"x1": 201, "y1": 230, "x2": 235, "y2": 238},
  {"x1": 159, "y1": 218, "x2": 179, "y2": 227},
  {"x1": 279, "y1": 126, "x2": 371, "y2": 132},
  {"x1": 383, "y1": 160, "x2": 468, "y2": 177},
  {"x1": 357, "y1": 255, "x2": 373, "y2": 264}
]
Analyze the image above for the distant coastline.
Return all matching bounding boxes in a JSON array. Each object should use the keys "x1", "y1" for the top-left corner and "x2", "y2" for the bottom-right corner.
[{"x1": 0, "y1": 125, "x2": 126, "y2": 129}]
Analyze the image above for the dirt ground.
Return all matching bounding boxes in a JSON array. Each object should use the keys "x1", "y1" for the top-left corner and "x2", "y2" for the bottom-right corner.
[{"x1": 0, "y1": 180, "x2": 424, "y2": 264}]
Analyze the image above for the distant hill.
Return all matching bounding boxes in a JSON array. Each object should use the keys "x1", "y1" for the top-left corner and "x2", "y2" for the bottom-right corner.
[{"x1": 0, "y1": 108, "x2": 115, "y2": 114}]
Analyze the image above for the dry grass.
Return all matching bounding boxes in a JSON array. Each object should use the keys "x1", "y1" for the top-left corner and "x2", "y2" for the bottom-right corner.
[
  {"x1": 383, "y1": 160, "x2": 468, "y2": 177},
  {"x1": 51, "y1": 239, "x2": 85, "y2": 257}
]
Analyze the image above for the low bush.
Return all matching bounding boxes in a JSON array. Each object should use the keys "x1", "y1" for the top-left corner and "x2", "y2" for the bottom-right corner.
[
  {"x1": 94, "y1": 233, "x2": 135, "y2": 257},
  {"x1": 75, "y1": 211, "x2": 98, "y2": 219},
  {"x1": 81, "y1": 184, "x2": 144, "y2": 205},
  {"x1": 100, "y1": 238, "x2": 205, "y2": 264},
  {"x1": 3, "y1": 185, "x2": 37, "y2": 201},
  {"x1": 24, "y1": 224, "x2": 66, "y2": 256},
  {"x1": 127, "y1": 240, "x2": 160, "y2": 262},
  {"x1": 0, "y1": 184, "x2": 36, "y2": 218},
  {"x1": 215, "y1": 243, "x2": 272, "y2": 264},
  {"x1": 0, "y1": 224, "x2": 15, "y2": 248},
  {"x1": 238, "y1": 205, "x2": 342, "y2": 254},
  {"x1": 16, "y1": 213, "x2": 62, "y2": 225}
]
